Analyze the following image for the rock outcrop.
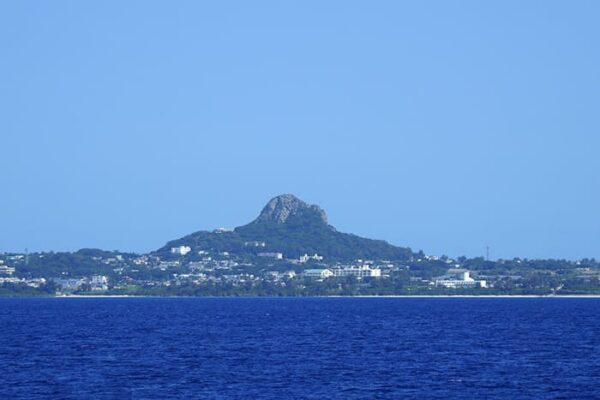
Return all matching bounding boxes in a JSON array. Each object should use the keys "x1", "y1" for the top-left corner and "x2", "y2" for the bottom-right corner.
[{"x1": 253, "y1": 194, "x2": 328, "y2": 225}]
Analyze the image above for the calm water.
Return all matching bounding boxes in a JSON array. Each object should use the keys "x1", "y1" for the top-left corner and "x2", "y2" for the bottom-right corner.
[{"x1": 0, "y1": 297, "x2": 599, "y2": 399}]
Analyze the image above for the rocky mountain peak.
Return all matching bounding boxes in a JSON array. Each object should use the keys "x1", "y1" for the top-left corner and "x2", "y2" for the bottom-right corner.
[{"x1": 254, "y1": 194, "x2": 328, "y2": 224}]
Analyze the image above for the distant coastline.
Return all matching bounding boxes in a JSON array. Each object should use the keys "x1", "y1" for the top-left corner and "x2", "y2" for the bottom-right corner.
[
  {"x1": 4, "y1": 294, "x2": 599, "y2": 299},
  {"x1": 2, "y1": 194, "x2": 599, "y2": 297}
]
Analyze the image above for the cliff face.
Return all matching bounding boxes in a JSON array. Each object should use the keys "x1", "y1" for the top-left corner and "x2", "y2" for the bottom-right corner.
[{"x1": 252, "y1": 194, "x2": 328, "y2": 225}]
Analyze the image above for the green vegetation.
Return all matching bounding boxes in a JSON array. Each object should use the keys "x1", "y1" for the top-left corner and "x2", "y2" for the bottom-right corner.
[
  {"x1": 2, "y1": 195, "x2": 599, "y2": 297},
  {"x1": 0, "y1": 282, "x2": 56, "y2": 297},
  {"x1": 158, "y1": 207, "x2": 413, "y2": 261},
  {"x1": 16, "y1": 250, "x2": 126, "y2": 279}
]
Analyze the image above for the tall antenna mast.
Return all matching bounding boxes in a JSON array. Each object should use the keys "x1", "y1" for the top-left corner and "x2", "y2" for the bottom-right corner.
[
  {"x1": 25, "y1": 248, "x2": 29, "y2": 265},
  {"x1": 486, "y1": 246, "x2": 490, "y2": 262}
]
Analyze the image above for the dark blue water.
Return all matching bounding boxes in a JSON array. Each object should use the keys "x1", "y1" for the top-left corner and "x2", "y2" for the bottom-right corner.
[{"x1": 1, "y1": 298, "x2": 599, "y2": 399}]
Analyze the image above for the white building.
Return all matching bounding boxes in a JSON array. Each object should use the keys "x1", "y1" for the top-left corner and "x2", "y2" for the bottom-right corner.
[
  {"x1": 303, "y1": 268, "x2": 334, "y2": 279},
  {"x1": 435, "y1": 271, "x2": 487, "y2": 289},
  {"x1": 284, "y1": 270, "x2": 297, "y2": 279},
  {"x1": 299, "y1": 254, "x2": 324, "y2": 263},
  {"x1": 258, "y1": 252, "x2": 283, "y2": 260},
  {"x1": 171, "y1": 246, "x2": 192, "y2": 256},
  {"x1": 332, "y1": 265, "x2": 382, "y2": 278},
  {"x1": 25, "y1": 278, "x2": 46, "y2": 288},
  {"x1": 0, "y1": 264, "x2": 16, "y2": 276},
  {"x1": 0, "y1": 277, "x2": 21, "y2": 285},
  {"x1": 89, "y1": 275, "x2": 109, "y2": 291},
  {"x1": 53, "y1": 278, "x2": 86, "y2": 291}
]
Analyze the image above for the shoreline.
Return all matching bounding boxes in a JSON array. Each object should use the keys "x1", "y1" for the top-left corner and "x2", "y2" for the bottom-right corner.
[{"x1": 7, "y1": 294, "x2": 600, "y2": 299}]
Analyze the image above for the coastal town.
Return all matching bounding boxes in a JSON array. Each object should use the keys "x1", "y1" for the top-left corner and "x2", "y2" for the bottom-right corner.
[
  {"x1": 2, "y1": 195, "x2": 599, "y2": 297},
  {"x1": 1, "y1": 243, "x2": 598, "y2": 296}
]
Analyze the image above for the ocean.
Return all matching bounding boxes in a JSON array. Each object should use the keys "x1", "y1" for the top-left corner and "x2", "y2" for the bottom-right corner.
[{"x1": 0, "y1": 297, "x2": 598, "y2": 399}]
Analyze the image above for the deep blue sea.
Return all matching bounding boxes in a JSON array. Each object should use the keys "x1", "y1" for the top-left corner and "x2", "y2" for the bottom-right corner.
[{"x1": 0, "y1": 297, "x2": 599, "y2": 399}]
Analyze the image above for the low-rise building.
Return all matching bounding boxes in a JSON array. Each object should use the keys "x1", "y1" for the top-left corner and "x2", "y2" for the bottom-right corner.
[
  {"x1": 171, "y1": 246, "x2": 192, "y2": 256},
  {"x1": 435, "y1": 271, "x2": 487, "y2": 289},
  {"x1": 0, "y1": 277, "x2": 21, "y2": 285},
  {"x1": 89, "y1": 275, "x2": 109, "y2": 291},
  {"x1": 303, "y1": 268, "x2": 334, "y2": 279},
  {"x1": 0, "y1": 264, "x2": 16, "y2": 276},
  {"x1": 258, "y1": 252, "x2": 283, "y2": 260},
  {"x1": 26, "y1": 278, "x2": 46, "y2": 288},
  {"x1": 53, "y1": 278, "x2": 86, "y2": 291},
  {"x1": 332, "y1": 265, "x2": 382, "y2": 278},
  {"x1": 158, "y1": 261, "x2": 180, "y2": 270},
  {"x1": 299, "y1": 254, "x2": 324, "y2": 263},
  {"x1": 284, "y1": 270, "x2": 296, "y2": 279}
]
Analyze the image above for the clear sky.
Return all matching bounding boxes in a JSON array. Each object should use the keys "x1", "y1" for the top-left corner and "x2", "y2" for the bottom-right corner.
[{"x1": 1, "y1": 1, "x2": 599, "y2": 260}]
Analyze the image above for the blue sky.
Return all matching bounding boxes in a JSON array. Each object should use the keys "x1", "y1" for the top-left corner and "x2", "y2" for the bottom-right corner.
[{"x1": 1, "y1": 1, "x2": 599, "y2": 260}]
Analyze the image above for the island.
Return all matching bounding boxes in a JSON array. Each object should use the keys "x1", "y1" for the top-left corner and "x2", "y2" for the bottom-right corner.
[{"x1": 1, "y1": 194, "x2": 599, "y2": 297}]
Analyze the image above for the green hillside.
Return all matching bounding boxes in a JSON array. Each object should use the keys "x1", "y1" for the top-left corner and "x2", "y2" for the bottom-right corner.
[{"x1": 156, "y1": 194, "x2": 413, "y2": 261}]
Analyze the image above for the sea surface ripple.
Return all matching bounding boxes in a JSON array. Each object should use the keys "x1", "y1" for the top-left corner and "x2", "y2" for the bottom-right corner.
[{"x1": 0, "y1": 297, "x2": 599, "y2": 399}]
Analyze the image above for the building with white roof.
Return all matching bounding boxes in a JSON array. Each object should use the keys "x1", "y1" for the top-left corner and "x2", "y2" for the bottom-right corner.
[
  {"x1": 332, "y1": 265, "x2": 381, "y2": 278},
  {"x1": 171, "y1": 246, "x2": 192, "y2": 256},
  {"x1": 435, "y1": 271, "x2": 487, "y2": 289},
  {"x1": 303, "y1": 269, "x2": 334, "y2": 279}
]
